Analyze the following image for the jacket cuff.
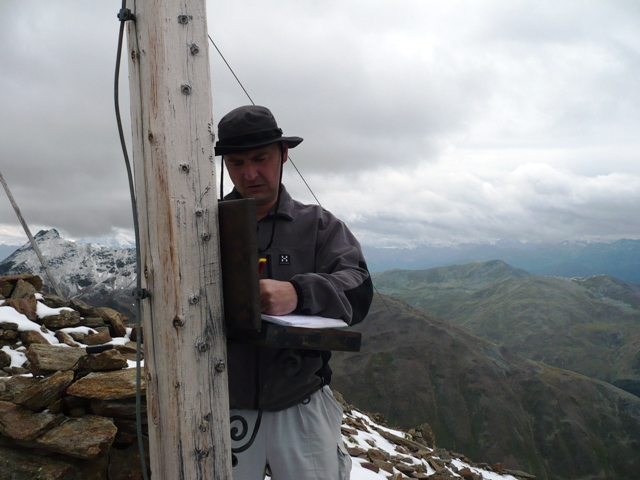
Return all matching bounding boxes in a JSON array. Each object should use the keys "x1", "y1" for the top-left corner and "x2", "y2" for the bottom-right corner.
[{"x1": 290, "y1": 280, "x2": 304, "y2": 313}]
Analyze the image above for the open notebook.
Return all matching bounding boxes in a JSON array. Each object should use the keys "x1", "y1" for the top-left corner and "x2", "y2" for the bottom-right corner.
[{"x1": 261, "y1": 314, "x2": 349, "y2": 329}]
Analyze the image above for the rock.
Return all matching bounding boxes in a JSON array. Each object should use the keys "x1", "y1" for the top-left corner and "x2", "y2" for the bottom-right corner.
[
  {"x1": 90, "y1": 398, "x2": 144, "y2": 418},
  {"x1": 26, "y1": 344, "x2": 86, "y2": 375},
  {"x1": 10, "y1": 278, "x2": 37, "y2": 299},
  {"x1": 0, "y1": 400, "x2": 66, "y2": 441},
  {"x1": 458, "y1": 467, "x2": 480, "y2": 480},
  {"x1": 67, "y1": 369, "x2": 144, "y2": 400},
  {"x1": 0, "y1": 350, "x2": 10, "y2": 368},
  {"x1": 373, "y1": 459, "x2": 394, "y2": 473},
  {"x1": 113, "y1": 417, "x2": 138, "y2": 444},
  {"x1": 83, "y1": 317, "x2": 107, "y2": 328},
  {"x1": 77, "y1": 349, "x2": 128, "y2": 372},
  {"x1": 341, "y1": 425, "x2": 358, "y2": 436},
  {"x1": 20, "y1": 329, "x2": 50, "y2": 346},
  {"x1": 360, "y1": 461, "x2": 380, "y2": 473},
  {"x1": 395, "y1": 462, "x2": 417, "y2": 474},
  {"x1": 0, "y1": 444, "x2": 81, "y2": 480},
  {"x1": 108, "y1": 437, "x2": 150, "y2": 480},
  {"x1": 492, "y1": 463, "x2": 503, "y2": 473},
  {"x1": 410, "y1": 473, "x2": 431, "y2": 479},
  {"x1": 416, "y1": 422, "x2": 435, "y2": 448},
  {"x1": 42, "y1": 309, "x2": 82, "y2": 329},
  {"x1": 69, "y1": 331, "x2": 87, "y2": 343},
  {"x1": 2, "y1": 329, "x2": 17, "y2": 340},
  {"x1": 69, "y1": 298, "x2": 95, "y2": 316},
  {"x1": 3, "y1": 366, "x2": 28, "y2": 375},
  {"x1": 42, "y1": 293, "x2": 71, "y2": 308},
  {"x1": 1, "y1": 274, "x2": 44, "y2": 291},
  {"x1": 14, "y1": 370, "x2": 75, "y2": 412},
  {"x1": 346, "y1": 445, "x2": 367, "y2": 457},
  {"x1": 428, "y1": 458, "x2": 447, "y2": 474},
  {"x1": 365, "y1": 438, "x2": 376, "y2": 447},
  {"x1": 95, "y1": 307, "x2": 127, "y2": 338},
  {"x1": 0, "y1": 375, "x2": 39, "y2": 401},
  {"x1": 84, "y1": 330, "x2": 113, "y2": 346},
  {"x1": 35, "y1": 415, "x2": 117, "y2": 459},
  {"x1": 368, "y1": 447, "x2": 390, "y2": 462},
  {"x1": 0, "y1": 321, "x2": 19, "y2": 330},
  {"x1": 55, "y1": 330, "x2": 81, "y2": 347},
  {"x1": 0, "y1": 280, "x2": 13, "y2": 297},
  {"x1": 2, "y1": 296, "x2": 38, "y2": 320}
]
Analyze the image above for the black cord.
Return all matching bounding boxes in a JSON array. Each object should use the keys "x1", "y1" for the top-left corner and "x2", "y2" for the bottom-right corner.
[{"x1": 114, "y1": 3, "x2": 149, "y2": 480}]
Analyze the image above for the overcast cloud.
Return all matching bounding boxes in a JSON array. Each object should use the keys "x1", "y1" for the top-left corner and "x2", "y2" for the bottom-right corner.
[{"x1": 1, "y1": 1, "x2": 639, "y2": 246}]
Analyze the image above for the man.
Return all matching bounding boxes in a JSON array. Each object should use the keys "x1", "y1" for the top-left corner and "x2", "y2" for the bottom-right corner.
[{"x1": 216, "y1": 105, "x2": 373, "y2": 480}]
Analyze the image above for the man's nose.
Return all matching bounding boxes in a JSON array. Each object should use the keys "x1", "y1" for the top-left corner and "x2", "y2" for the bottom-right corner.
[{"x1": 243, "y1": 165, "x2": 259, "y2": 181}]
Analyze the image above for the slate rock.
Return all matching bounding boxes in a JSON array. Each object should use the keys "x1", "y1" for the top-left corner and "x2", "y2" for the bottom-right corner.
[
  {"x1": 0, "y1": 321, "x2": 19, "y2": 330},
  {"x1": 84, "y1": 330, "x2": 113, "y2": 346},
  {"x1": 69, "y1": 298, "x2": 95, "y2": 316},
  {"x1": 55, "y1": 330, "x2": 81, "y2": 347},
  {"x1": 42, "y1": 309, "x2": 82, "y2": 329},
  {"x1": 10, "y1": 279, "x2": 37, "y2": 299},
  {"x1": 2, "y1": 366, "x2": 28, "y2": 375},
  {"x1": 2, "y1": 296, "x2": 37, "y2": 320},
  {"x1": 360, "y1": 461, "x2": 380, "y2": 473},
  {"x1": 90, "y1": 397, "x2": 144, "y2": 418},
  {"x1": 0, "y1": 444, "x2": 80, "y2": 480},
  {"x1": 0, "y1": 350, "x2": 10, "y2": 368},
  {"x1": 82, "y1": 316, "x2": 107, "y2": 328},
  {"x1": 0, "y1": 400, "x2": 66, "y2": 441},
  {"x1": 372, "y1": 459, "x2": 394, "y2": 473},
  {"x1": 67, "y1": 369, "x2": 144, "y2": 400},
  {"x1": 0, "y1": 280, "x2": 13, "y2": 297},
  {"x1": 95, "y1": 307, "x2": 127, "y2": 338},
  {"x1": 42, "y1": 293, "x2": 71, "y2": 309},
  {"x1": 108, "y1": 436, "x2": 150, "y2": 480},
  {"x1": 26, "y1": 344, "x2": 86, "y2": 375},
  {"x1": 14, "y1": 370, "x2": 75, "y2": 412},
  {"x1": 20, "y1": 329, "x2": 50, "y2": 346},
  {"x1": 0, "y1": 375, "x2": 39, "y2": 401},
  {"x1": 35, "y1": 415, "x2": 117, "y2": 459},
  {"x1": 77, "y1": 349, "x2": 128, "y2": 372},
  {"x1": 1, "y1": 273, "x2": 44, "y2": 292}
]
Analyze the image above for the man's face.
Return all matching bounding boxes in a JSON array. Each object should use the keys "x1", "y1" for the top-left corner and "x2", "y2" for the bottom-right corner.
[{"x1": 224, "y1": 143, "x2": 288, "y2": 207}]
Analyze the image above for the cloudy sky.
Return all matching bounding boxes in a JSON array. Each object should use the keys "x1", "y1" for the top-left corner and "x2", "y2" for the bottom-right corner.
[{"x1": 1, "y1": 1, "x2": 639, "y2": 247}]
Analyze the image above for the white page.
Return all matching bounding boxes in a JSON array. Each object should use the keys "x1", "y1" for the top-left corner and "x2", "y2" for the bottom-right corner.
[{"x1": 261, "y1": 314, "x2": 349, "y2": 329}]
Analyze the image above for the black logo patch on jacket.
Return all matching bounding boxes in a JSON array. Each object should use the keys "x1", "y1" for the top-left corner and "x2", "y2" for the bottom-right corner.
[{"x1": 279, "y1": 254, "x2": 290, "y2": 265}]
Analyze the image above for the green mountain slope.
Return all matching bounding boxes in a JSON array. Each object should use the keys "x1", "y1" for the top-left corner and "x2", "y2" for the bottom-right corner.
[
  {"x1": 331, "y1": 295, "x2": 640, "y2": 480},
  {"x1": 373, "y1": 261, "x2": 640, "y2": 396}
]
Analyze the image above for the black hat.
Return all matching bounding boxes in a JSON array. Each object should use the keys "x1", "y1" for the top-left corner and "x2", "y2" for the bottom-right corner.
[{"x1": 215, "y1": 105, "x2": 303, "y2": 156}]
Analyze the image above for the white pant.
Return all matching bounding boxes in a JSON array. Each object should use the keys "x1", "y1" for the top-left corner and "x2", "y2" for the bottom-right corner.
[{"x1": 230, "y1": 386, "x2": 351, "y2": 480}]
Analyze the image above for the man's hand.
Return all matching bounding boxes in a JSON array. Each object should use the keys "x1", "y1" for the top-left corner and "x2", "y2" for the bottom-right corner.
[{"x1": 260, "y1": 279, "x2": 298, "y2": 316}]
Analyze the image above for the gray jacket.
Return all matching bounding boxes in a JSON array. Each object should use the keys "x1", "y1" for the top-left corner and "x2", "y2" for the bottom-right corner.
[{"x1": 226, "y1": 185, "x2": 373, "y2": 411}]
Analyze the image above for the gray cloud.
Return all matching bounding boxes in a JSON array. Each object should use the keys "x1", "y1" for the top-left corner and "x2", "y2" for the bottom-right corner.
[{"x1": 1, "y1": 1, "x2": 639, "y2": 247}]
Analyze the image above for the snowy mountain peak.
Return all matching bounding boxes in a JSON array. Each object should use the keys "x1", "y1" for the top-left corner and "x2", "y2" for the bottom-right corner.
[
  {"x1": 0, "y1": 229, "x2": 136, "y2": 299},
  {"x1": 34, "y1": 228, "x2": 60, "y2": 240}
]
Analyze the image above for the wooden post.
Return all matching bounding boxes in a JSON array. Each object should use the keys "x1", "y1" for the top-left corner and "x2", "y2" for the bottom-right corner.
[{"x1": 125, "y1": 1, "x2": 232, "y2": 478}]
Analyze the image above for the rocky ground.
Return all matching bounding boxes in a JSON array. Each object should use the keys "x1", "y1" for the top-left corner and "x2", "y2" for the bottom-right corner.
[{"x1": 0, "y1": 273, "x2": 530, "y2": 479}]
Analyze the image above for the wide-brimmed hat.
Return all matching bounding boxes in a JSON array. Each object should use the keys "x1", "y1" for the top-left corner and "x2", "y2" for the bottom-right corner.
[{"x1": 214, "y1": 105, "x2": 303, "y2": 156}]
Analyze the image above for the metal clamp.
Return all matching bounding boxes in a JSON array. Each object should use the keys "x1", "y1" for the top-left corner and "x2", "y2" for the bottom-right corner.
[
  {"x1": 117, "y1": 8, "x2": 136, "y2": 22},
  {"x1": 132, "y1": 288, "x2": 150, "y2": 300}
]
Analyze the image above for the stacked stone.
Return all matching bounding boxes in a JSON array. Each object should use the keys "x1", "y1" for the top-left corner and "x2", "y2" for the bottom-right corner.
[
  {"x1": 334, "y1": 391, "x2": 536, "y2": 480},
  {"x1": 0, "y1": 274, "x2": 148, "y2": 479}
]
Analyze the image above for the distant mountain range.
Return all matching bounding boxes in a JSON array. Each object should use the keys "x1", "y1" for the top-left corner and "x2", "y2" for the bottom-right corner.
[
  {"x1": 332, "y1": 294, "x2": 640, "y2": 480},
  {"x1": 363, "y1": 238, "x2": 640, "y2": 282},
  {"x1": 373, "y1": 260, "x2": 640, "y2": 398}
]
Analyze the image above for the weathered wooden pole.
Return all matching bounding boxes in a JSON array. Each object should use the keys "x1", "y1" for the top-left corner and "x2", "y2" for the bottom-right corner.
[{"x1": 124, "y1": 0, "x2": 232, "y2": 478}]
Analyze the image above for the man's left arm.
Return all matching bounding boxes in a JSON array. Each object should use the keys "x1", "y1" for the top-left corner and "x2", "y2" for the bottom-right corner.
[{"x1": 288, "y1": 214, "x2": 373, "y2": 325}]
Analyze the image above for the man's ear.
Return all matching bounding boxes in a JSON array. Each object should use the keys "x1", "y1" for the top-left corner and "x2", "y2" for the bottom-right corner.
[{"x1": 281, "y1": 144, "x2": 289, "y2": 164}]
